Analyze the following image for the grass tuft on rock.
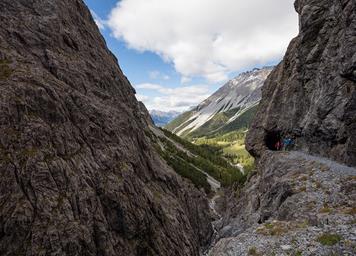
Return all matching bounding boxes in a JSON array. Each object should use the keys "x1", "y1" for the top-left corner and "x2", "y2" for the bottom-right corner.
[
  {"x1": 248, "y1": 247, "x2": 261, "y2": 256},
  {"x1": 317, "y1": 233, "x2": 342, "y2": 246},
  {"x1": 0, "y1": 59, "x2": 13, "y2": 80}
]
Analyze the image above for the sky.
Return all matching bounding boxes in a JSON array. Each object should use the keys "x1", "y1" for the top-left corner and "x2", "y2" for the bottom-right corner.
[{"x1": 84, "y1": 0, "x2": 298, "y2": 112}]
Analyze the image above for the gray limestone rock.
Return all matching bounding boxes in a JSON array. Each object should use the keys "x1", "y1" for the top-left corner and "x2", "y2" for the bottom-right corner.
[
  {"x1": 209, "y1": 0, "x2": 356, "y2": 254},
  {"x1": 209, "y1": 151, "x2": 356, "y2": 255},
  {"x1": 0, "y1": 0, "x2": 212, "y2": 255},
  {"x1": 246, "y1": 0, "x2": 356, "y2": 167}
]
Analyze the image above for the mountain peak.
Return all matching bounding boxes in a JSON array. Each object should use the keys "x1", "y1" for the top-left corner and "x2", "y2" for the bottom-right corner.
[{"x1": 166, "y1": 67, "x2": 273, "y2": 137}]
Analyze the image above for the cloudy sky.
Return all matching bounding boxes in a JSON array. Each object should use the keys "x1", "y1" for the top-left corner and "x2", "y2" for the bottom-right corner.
[{"x1": 84, "y1": 0, "x2": 298, "y2": 112}]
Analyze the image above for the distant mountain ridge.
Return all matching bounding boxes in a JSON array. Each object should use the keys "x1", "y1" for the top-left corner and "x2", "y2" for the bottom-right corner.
[
  {"x1": 166, "y1": 66, "x2": 273, "y2": 137},
  {"x1": 150, "y1": 110, "x2": 181, "y2": 126}
]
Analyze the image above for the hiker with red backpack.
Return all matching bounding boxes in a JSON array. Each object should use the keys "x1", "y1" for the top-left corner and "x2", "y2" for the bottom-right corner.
[{"x1": 275, "y1": 139, "x2": 283, "y2": 151}]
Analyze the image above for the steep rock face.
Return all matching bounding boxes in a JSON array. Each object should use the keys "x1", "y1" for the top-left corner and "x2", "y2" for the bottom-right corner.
[
  {"x1": 208, "y1": 0, "x2": 356, "y2": 255},
  {"x1": 246, "y1": 0, "x2": 356, "y2": 166},
  {"x1": 0, "y1": 1, "x2": 212, "y2": 255}
]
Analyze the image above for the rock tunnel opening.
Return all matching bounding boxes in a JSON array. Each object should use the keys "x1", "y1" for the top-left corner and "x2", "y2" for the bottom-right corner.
[{"x1": 265, "y1": 131, "x2": 281, "y2": 151}]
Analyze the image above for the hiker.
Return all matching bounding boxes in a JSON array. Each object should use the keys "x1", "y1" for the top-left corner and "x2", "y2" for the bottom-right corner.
[
  {"x1": 275, "y1": 140, "x2": 283, "y2": 151},
  {"x1": 283, "y1": 137, "x2": 294, "y2": 151},
  {"x1": 275, "y1": 140, "x2": 279, "y2": 150},
  {"x1": 283, "y1": 137, "x2": 289, "y2": 151}
]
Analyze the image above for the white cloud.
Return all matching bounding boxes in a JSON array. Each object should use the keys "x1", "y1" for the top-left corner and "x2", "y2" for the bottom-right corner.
[
  {"x1": 149, "y1": 70, "x2": 160, "y2": 79},
  {"x1": 134, "y1": 83, "x2": 212, "y2": 112},
  {"x1": 181, "y1": 76, "x2": 192, "y2": 84},
  {"x1": 135, "y1": 94, "x2": 149, "y2": 102},
  {"x1": 107, "y1": 0, "x2": 298, "y2": 82},
  {"x1": 149, "y1": 70, "x2": 171, "y2": 80}
]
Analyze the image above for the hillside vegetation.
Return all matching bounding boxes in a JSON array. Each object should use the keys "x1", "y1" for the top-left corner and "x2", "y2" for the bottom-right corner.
[
  {"x1": 163, "y1": 68, "x2": 263, "y2": 180},
  {"x1": 153, "y1": 128, "x2": 246, "y2": 193},
  {"x1": 164, "y1": 106, "x2": 257, "y2": 179},
  {"x1": 164, "y1": 110, "x2": 195, "y2": 132},
  {"x1": 194, "y1": 129, "x2": 255, "y2": 173}
]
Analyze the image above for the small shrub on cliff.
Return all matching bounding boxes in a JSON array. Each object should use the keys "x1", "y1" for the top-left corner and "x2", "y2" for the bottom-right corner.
[
  {"x1": 248, "y1": 247, "x2": 260, "y2": 256},
  {"x1": 299, "y1": 186, "x2": 307, "y2": 192},
  {"x1": 0, "y1": 59, "x2": 13, "y2": 80},
  {"x1": 317, "y1": 233, "x2": 342, "y2": 246},
  {"x1": 342, "y1": 207, "x2": 356, "y2": 215},
  {"x1": 256, "y1": 221, "x2": 292, "y2": 236},
  {"x1": 319, "y1": 202, "x2": 332, "y2": 214}
]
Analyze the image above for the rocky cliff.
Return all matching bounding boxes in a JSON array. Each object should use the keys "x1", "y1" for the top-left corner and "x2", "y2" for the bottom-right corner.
[
  {"x1": 246, "y1": 0, "x2": 356, "y2": 167},
  {"x1": 0, "y1": 0, "x2": 213, "y2": 255},
  {"x1": 209, "y1": 0, "x2": 356, "y2": 255},
  {"x1": 210, "y1": 151, "x2": 356, "y2": 255}
]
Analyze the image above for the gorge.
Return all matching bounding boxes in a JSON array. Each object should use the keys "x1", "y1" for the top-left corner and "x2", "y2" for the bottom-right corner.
[{"x1": 0, "y1": 0, "x2": 355, "y2": 255}]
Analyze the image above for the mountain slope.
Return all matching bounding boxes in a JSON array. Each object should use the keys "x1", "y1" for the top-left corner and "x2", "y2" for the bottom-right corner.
[
  {"x1": 150, "y1": 110, "x2": 181, "y2": 126},
  {"x1": 0, "y1": 1, "x2": 213, "y2": 255},
  {"x1": 166, "y1": 67, "x2": 273, "y2": 138},
  {"x1": 147, "y1": 125, "x2": 245, "y2": 193}
]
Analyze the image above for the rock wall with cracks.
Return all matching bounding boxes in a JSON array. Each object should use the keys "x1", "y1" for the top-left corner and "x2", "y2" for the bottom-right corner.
[
  {"x1": 207, "y1": 1, "x2": 356, "y2": 254},
  {"x1": 246, "y1": 0, "x2": 356, "y2": 166},
  {"x1": 0, "y1": 0, "x2": 213, "y2": 255}
]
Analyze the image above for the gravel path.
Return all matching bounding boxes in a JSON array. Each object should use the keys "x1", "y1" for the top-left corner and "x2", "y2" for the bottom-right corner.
[{"x1": 288, "y1": 151, "x2": 356, "y2": 176}]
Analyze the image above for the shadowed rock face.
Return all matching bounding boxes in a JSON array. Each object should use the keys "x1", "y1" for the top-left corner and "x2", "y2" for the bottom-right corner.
[
  {"x1": 0, "y1": 0, "x2": 212, "y2": 255},
  {"x1": 246, "y1": 0, "x2": 356, "y2": 166}
]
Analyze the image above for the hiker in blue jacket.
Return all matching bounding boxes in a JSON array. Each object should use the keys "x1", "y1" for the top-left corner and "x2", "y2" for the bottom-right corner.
[{"x1": 283, "y1": 137, "x2": 294, "y2": 151}]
